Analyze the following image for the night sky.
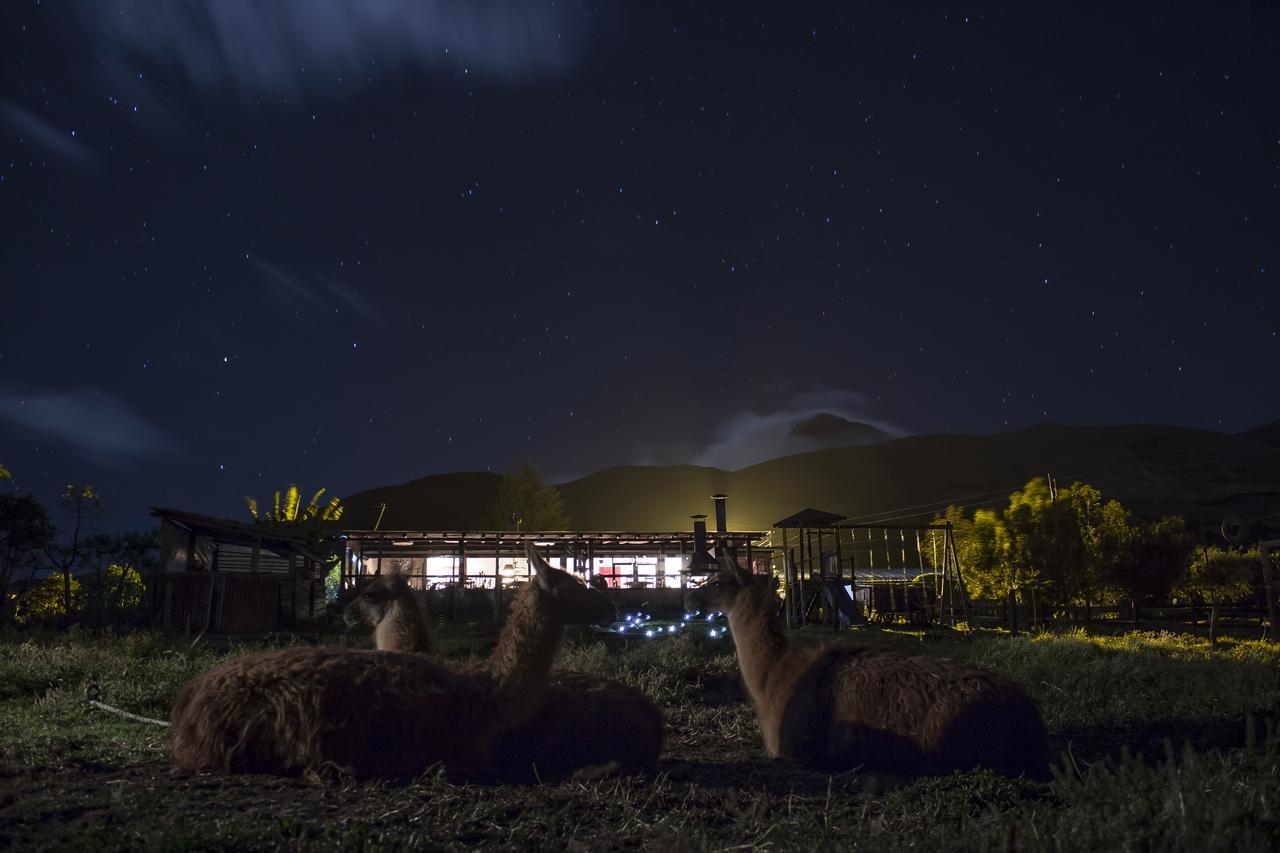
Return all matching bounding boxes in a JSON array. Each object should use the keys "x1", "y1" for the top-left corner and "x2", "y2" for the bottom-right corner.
[{"x1": 2, "y1": 2, "x2": 1277, "y2": 533}]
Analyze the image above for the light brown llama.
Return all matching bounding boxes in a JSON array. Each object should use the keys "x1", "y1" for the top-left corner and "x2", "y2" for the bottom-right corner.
[
  {"x1": 687, "y1": 549, "x2": 1051, "y2": 779},
  {"x1": 342, "y1": 571, "x2": 436, "y2": 655},
  {"x1": 349, "y1": 548, "x2": 664, "y2": 779},
  {"x1": 168, "y1": 546, "x2": 614, "y2": 780}
]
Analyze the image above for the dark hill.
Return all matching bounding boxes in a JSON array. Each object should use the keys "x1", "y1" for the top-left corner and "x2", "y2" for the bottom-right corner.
[
  {"x1": 344, "y1": 471, "x2": 501, "y2": 530},
  {"x1": 346, "y1": 423, "x2": 1280, "y2": 534}
]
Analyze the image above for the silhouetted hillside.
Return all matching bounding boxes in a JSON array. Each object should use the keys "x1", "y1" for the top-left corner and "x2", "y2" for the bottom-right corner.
[
  {"x1": 346, "y1": 423, "x2": 1280, "y2": 534},
  {"x1": 344, "y1": 471, "x2": 501, "y2": 530}
]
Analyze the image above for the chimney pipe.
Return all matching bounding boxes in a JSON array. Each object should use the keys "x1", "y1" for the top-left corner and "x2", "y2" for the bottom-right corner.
[
  {"x1": 711, "y1": 493, "x2": 728, "y2": 537},
  {"x1": 691, "y1": 514, "x2": 708, "y2": 554}
]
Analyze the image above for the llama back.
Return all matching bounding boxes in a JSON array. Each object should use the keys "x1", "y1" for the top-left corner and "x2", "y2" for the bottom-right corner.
[
  {"x1": 169, "y1": 647, "x2": 502, "y2": 779},
  {"x1": 496, "y1": 671, "x2": 664, "y2": 780},
  {"x1": 776, "y1": 646, "x2": 1049, "y2": 777}
]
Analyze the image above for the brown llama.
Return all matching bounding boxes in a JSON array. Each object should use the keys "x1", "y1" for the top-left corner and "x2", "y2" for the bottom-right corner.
[
  {"x1": 168, "y1": 546, "x2": 615, "y2": 780},
  {"x1": 347, "y1": 548, "x2": 664, "y2": 780},
  {"x1": 342, "y1": 571, "x2": 436, "y2": 654},
  {"x1": 687, "y1": 549, "x2": 1051, "y2": 779}
]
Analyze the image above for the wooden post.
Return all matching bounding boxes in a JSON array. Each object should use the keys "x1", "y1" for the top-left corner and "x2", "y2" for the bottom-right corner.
[
  {"x1": 1259, "y1": 545, "x2": 1278, "y2": 643},
  {"x1": 796, "y1": 529, "x2": 807, "y2": 627},
  {"x1": 154, "y1": 521, "x2": 172, "y2": 627},
  {"x1": 457, "y1": 538, "x2": 468, "y2": 586},
  {"x1": 204, "y1": 545, "x2": 220, "y2": 632},
  {"x1": 287, "y1": 550, "x2": 298, "y2": 624},
  {"x1": 946, "y1": 525, "x2": 971, "y2": 624},
  {"x1": 780, "y1": 528, "x2": 792, "y2": 628},
  {"x1": 493, "y1": 537, "x2": 503, "y2": 625},
  {"x1": 1209, "y1": 587, "x2": 1220, "y2": 645}
]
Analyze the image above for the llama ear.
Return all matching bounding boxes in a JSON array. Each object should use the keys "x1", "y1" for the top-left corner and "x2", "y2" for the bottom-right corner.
[
  {"x1": 526, "y1": 543, "x2": 555, "y2": 591},
  {"x1": 372, "y1": 563, "x2": 383, "y2": 578},
  {"x1": 719, "y1": 546, "x2": 750, "y2": 584}
]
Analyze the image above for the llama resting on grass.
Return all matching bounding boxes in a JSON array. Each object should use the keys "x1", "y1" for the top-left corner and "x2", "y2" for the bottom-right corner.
[
  {"x1": 168, "y1": 547, "x2": 614, "y2": 780},
  {"x1": 687, "y1": 550, "x2": 1051, "y2": 779},
  {"x1": 343, "y1": 550, "x2": 664, "y2": 780},
  {"x1": 342, "y1": 572, "x2": 436, "y2": 655}
]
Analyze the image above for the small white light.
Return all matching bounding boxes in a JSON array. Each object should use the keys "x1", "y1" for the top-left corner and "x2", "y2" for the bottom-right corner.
[
  {"x1": 645, "y1": 629, "x2": 655, "y2": 638},
  {"x1": 705, "y1": 614, "x2": 714, "y2": 621},
  {"x1": 667, "y1": 625, "x2": 676, "y2": 633}
]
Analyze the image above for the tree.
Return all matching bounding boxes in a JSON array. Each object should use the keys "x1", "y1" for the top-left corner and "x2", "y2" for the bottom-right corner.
[
  {"x1": 246, "y1": 484, "x2": 346, "y2": 607},
  {"x1": 245, "y1": 484, "x2": 344, "y2": 540},
  {"x1": 0, "y1": 494, "x2": 54, "y2": 624},
  {"x1": 1177, "y1": 545, "x2": 1257, "y2": 643},
  {"x1": 80, "y1": 531, "x2": 157, "y2": 630},
  {"x1": 486, "y1": 462, "x2": 571, "y2": 531},
  {"x1": 1126, "y1": 516, "x2": 1194, "y2": 621},
  {"x1": 43, "y1": 484, "x2": 104, "y2": 625},
  {"x1": 1002, "y1": 478, "x2": 1064, "y2": 618},
  {"x1": 17, "y1": 573, "x2": 81, "y2": 624}
]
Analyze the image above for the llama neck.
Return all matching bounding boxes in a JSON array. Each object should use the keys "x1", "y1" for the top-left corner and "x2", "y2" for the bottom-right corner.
[
  {"x1": 727, "y1": 583, "x2": 790, "y2": 703},
  {"x1": 487, "y1": 583, "x2": 562, "y2": 730},
  {"x1": 374, "y1": 597, "x2": 432, "y2": 654}
]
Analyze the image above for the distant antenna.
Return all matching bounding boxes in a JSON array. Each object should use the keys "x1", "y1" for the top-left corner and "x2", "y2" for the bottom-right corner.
[{"x1": 373, "y1": 502, "x2": 388, "y2": 532}]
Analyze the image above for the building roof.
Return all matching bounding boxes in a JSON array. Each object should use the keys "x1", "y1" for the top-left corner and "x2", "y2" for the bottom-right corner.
[
  {"x1": 772, "y1": 507, "x2": 848, "y2": 528},
  {"x1": 342, "y1": 528, "x2": 769, "y2": 556},
  {"x1": 151, "y1": 506, "x2": 330, "y2": 561}
]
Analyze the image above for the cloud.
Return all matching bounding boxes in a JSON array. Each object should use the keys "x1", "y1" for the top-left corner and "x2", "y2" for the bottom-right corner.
[
  {"x1": 251, "y1": 257, "x2": 382, "y2": 322},
  {"x1": 62, "y1": 1, "x2": 600, "y2": 103},
  {"x1": 694, "y1": 390, "x2": 907, "y2": 470},
  {"x1": 0, "y1": 101, "x2": 100, "y2": 172},
  {"x1": 0, "y1": 390, "x2": 177, "y2": 466}
]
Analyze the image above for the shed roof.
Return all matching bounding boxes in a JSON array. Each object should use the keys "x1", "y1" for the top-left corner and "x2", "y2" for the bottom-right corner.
[
  {"x1": 772, "y1": 507, "x2": 847, "y2": 528},
  {"x1": 151, "y1": 506, "x2": 329, "y2": 561}
]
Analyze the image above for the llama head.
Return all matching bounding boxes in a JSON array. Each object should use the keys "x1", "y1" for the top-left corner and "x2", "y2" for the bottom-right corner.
[
  {"x1": 687, "y1": 546, "x2": 757, "y2": 615},
  {"x1": 343, "y1": 573, "x2": 412, "y2": 629},
  {"x1": 525, "y1": 543, "x2": 616, "y2": 625}
]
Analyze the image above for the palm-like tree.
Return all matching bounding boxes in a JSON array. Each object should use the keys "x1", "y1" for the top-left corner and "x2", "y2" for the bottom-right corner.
[{"x1": 245, "y1": 485, "x2": 344, "y2": 538}]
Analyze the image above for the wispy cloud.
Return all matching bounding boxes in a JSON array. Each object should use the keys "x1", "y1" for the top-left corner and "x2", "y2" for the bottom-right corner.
[
  {"x1": 62, "y1": 1, "x2": 600, "y2": 103},
  {"x1": 251, "y1": 257, "x2": 382, "y2": 321},
  {"x1": 0, "y1": 390, "x2": 177, "y2": 466},
  {"x1": 694, "y1": 390, "x2": 907, "y2": 470},
  {"x1": 0, "y1": 101, "x2": 100, "y2": 172}
]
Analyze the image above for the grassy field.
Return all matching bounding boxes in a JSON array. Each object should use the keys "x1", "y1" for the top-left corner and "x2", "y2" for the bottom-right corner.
[{"x1": 1, "y1": 623, "x2": 1278, "y2": 851}]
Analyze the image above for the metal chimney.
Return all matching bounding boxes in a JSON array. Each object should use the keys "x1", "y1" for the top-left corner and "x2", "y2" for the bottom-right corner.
[
  {"x1": 688, "y1": 513, "x2": 717, "y2": 571},
  {"x1": 711, "y1": 493, "x2": 728, "y2": 537}
]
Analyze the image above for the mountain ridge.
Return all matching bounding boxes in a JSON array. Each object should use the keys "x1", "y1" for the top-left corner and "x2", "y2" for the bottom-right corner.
[{"x1": 343, "y1": 421, "x2": 1280, "y2": 534}]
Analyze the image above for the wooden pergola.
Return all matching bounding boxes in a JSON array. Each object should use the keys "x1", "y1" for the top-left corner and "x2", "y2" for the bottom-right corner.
[{"x1": 342, "y1": 528, "x2": 769, "y2": 623}]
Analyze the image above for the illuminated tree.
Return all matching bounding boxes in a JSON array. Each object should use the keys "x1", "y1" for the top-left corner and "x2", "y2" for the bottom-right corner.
[
  {"x1": 1177, "y1": 545, "x2": 1257, "y2": 643},
  {"x1": 18, "y1": 573, "x2": 82, "y2": 624},
  {"x1": 245, "y1": 484, "x2": 344, "y2": 538},
  {"x1": 486, "y1": 462, "x2": 571, "y2": 531},
  {"x1": 81, "y1": 531, "x2": 156, "y2": 629},
  {"x1": 246, "y1": 485, "x2": 345, "y2": 605}
]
